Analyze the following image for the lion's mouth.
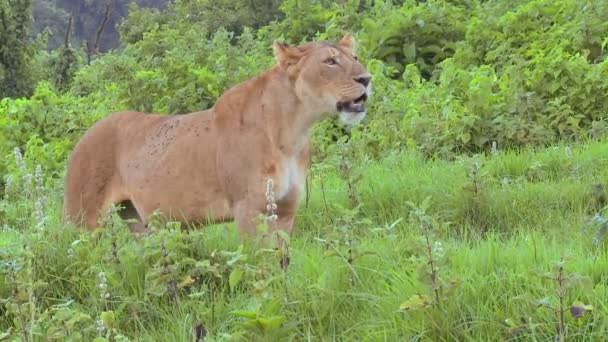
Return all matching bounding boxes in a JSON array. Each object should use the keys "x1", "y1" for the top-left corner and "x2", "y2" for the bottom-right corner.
[{"x1": 337, "y1": 93, "x2": 368, "y2": 113}]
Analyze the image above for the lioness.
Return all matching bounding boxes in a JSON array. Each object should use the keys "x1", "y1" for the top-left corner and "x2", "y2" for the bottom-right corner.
[{"x1": 63, "y1": 34, "x2": 371, "y2": 241}]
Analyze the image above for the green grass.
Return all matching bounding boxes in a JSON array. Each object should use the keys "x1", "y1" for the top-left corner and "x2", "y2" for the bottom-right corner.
[
  {"x1": 1, "y1": 141, "x2": 608, "y2": 340},
  {"x1": 0, "y1": 230, "x2": 18, "y2": 247}
]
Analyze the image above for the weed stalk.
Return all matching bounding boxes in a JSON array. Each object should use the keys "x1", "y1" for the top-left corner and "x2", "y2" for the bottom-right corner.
[
  {"x1": 556, "y1": 257, "x2": 566, "y2": 341},
  {"x1": 422, "y1": 222, "x2": 441, "y2": 305},
  {"x1": 7, "y1": 264, "x2": 30, "y2": 342}
]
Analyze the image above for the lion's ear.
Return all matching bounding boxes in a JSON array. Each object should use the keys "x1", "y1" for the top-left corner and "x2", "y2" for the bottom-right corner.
[
  {"x1": 339, "y1": 33, "x2": 356, "y2": 52},
  {"x1": 273, "y1": 41, "x2": 301, "y2": 70}
]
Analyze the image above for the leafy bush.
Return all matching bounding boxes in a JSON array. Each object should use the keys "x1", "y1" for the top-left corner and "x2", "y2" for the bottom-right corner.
[
  {"x1": 2, "y1": 0, "x2": 608, "y2": 183},
  {"x1": 0, "y1": 82, "x2": 122, "y2": 193},
  {"x1": 359, "y1": 0, "x2": 468, "y2": 79},
  {"x1": 0, "y1": 0, "x2": 35, "y2": 98},
  {"x1": 72, "y1": 28, "x2": 273, "y2": 114}
]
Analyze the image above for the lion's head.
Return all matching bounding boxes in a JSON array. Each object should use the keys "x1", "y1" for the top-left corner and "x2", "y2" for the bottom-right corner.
[{"x1": 273, "y1": 34, "x2": 372, "y2": 126}]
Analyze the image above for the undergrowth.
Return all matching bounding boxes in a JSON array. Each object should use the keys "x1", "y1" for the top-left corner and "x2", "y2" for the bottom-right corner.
[{"x1": 2, "y1": 140, "x2": 607, "y2": 340}]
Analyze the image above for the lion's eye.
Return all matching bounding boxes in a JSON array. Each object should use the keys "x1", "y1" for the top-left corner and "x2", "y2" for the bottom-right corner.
[
  {"x1": 353, "y1": 55, "x2": 358, "y2": 61},
  {"x1": 324, "y1": 57, "x2": 337, "y2": 65}
]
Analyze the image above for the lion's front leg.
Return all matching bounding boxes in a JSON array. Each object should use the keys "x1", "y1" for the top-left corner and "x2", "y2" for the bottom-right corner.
[
  {"x1": 274, "y1": 204, "x2": 297, "y2": 270},
  {"x1": 233, "y1": 188, "x2": 300, "y2": 269},
  {"x1": 232, "y1": 197, "x2": 297, "y2": 239},
  {"x1": 233, "y1": 199, "x2": 264, "y2": 238},
  {"x1": 270, "y1": 190, "x2": 300, "y2": 269}
]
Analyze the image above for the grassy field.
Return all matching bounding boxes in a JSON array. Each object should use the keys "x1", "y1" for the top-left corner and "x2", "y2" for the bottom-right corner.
[{"x1": 1, "y1": 140, "x2": 608, "y2": 341}]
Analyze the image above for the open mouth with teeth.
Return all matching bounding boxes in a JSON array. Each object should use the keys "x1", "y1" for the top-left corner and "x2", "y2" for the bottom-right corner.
[{"x1": 337, "y1": 93, "x2": 368, "y2": 113}]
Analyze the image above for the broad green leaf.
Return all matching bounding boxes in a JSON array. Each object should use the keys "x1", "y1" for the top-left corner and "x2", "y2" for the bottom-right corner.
[
  {"x1": 188, "y1": 291, "x2": 207, "y2": 299},
  {"x1": 229, "y1": 269, "x2": 244, "y2": 291},
  {"x1": 324, "y1": 250, "x2": 339, "y2": 257},
  {"x1": 101, "y1": 311, "x2": 116, "y2": 329},
  {"x1": 178, "y1": 275, "x2": 195, "y2": 289},
  {"x1": 0, "y1": 329, "x2": 14, "y2": 341},
  {"x1": 32, "y1": 281, "x2": 48, "y2": 291},
  {"x1": 460, "y1": 132, "x2": 471, "y2": 144},
  {"x1": 258, "y1": 315, "x2": 284, "y2": 331},
  {"x1": 276, "y1": 230, "x2": 291, "y2": 245},
  {"x1": 399, "y1": 294, "x2": 432, "y2": 311},
  {"x1": 66, "y1": 313, "x2": 92, "y2": 330},
  {"x1": 232, "y1": 310, "x2": 258, "y2": 319},
  {"x1": 537, "y1": 297, "x2": 552, "y2": 307},
  {"x1": 403, "y1": 42, "x2": 417, "y2": 61},
  {"x1": 504, "y1": 318, "x2": 519, "y2": 328}
]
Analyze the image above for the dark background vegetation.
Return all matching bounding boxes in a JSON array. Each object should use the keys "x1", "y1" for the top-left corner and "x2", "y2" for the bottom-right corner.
[{"x1": 32, "y1": 0, "x2": 168, "y2": 52}]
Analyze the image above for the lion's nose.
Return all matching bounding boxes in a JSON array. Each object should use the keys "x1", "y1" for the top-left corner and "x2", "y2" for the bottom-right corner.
[{"x1": 354, "y1": 74, "x2": 371, "y2": 87}]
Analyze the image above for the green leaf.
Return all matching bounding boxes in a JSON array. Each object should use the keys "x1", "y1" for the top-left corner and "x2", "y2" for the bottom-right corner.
[
  {"x1": 178, "y1": 275, "x2": 195, "y2": 289},
  {"x1": 276, "y1": 230, "x2": 291, "y2": 245},
  {"x1": 32, "y1": 281, "x2": 48, "y2": 291},
  {"x1": 101, "y1": 311, "x2": 115, "y2": 330},
  {"x1": 0, "y1": 328, "x2": 14, "y2": 341},
  {"x1": 324, "y1": 249, "x2": 339, "y2": 257},
  {"x1": 229, "y1": 269, "x2": 244, "y2": 291},
  {"x1": 504, "y1": 318, "x2": 519, "y2": 328},
  {"x1": 403, "y1": 42, "x2": 417, "y2": 61},
  {"x1": 187, "y1": 291, "x2": 207, "y2": 299},
  {"x1": 232, "y1": 310, "x2": 258, "y2": 319},
  {"x1": 399, "y1": 294, "x2": 432, "y2": 311},
  {"x1": 537, "y1": 297, "x2": 551, "y2": 307},
  {"x1": 258, "y1": 315, "x2": 284, "y2": 331},
  {"x1": 66, "y1": 313, "x2": 92, "y2": 330}
]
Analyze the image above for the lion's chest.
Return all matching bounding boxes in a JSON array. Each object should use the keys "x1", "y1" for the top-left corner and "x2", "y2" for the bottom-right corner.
[{"x1": 274, "y1": 157, "x2": 305, "y2": 200}]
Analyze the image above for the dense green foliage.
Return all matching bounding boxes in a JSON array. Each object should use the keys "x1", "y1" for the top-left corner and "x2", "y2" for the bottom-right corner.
[
  {"x1": 0, "y1": 0, "x2": 35, "y2": 98},
  {"x1": 1, "y1": 0, "x2": 608, "y2": 340},
  {"x1": 3, "y1": 0, "x2": 607, "y2": 181}
]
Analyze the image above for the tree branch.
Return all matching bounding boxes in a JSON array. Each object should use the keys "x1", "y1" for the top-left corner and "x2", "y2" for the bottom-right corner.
[
  {"x1": 93, "y1": 0, "x2": 113, "y2": 54},
  {"x1": 87, "y1": 0, "x2": 113, "y2": 64},
  {"x1": 64, "y1": 15, "x2": 73, "y2": 49}
]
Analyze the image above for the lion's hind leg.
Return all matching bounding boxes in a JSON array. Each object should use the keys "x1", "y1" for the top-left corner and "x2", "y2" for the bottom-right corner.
[{"x1": 62, "y1": 166, "x2": 109, "y2": 230}]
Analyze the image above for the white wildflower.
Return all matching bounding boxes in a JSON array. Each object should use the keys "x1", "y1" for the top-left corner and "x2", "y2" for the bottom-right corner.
[
  {"x1": 96, "y1": 318, "x2": 106, "y2": 334},
  {"x1": 13, "y1": 147, "x2": 26, "y2": 172},
  {"x1": 433, "y1": 241, "x2": 445, "y2": 259},
  {"x1": 565, "y1": 146, "x2": 572, "y2": 158},
  {"x1": 98, "y1": 271, "x2": 110, "y2": 300},
  {"x1": 265, "y1": 178, "x2": 278, "y2": 225},
  {"x1": 34, "y1": 165, "x2": 47, "y2": 230},
  {"x1": 23, "y1": 173, "x2": 32, "y2": 192}
]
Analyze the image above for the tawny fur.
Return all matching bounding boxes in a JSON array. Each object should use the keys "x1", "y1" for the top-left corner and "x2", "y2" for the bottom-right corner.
[{"x1": 62, "y1": 35, "x2": 371, "y2": 238}]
